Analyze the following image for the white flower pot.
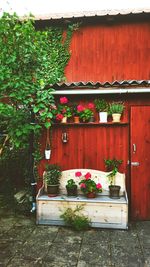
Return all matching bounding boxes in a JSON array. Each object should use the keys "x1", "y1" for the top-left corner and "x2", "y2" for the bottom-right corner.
[
  {"x1": 45, "y1": 149, "x2": 51, "y2": 160},
  {"x1": 99, "y1": 112, "x2": 108, "y2": 123}
]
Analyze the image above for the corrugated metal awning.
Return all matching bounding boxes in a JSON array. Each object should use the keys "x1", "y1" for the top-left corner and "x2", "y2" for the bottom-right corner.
[
  {"x1": 50, "y1": 80, "x2": 150, "y2": 89},
  {"x1": 47, "y1": 80, "x2": 150, "y2": 95}
]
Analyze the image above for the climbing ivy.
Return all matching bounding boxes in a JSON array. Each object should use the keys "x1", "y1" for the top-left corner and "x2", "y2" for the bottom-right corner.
[{"x1": 0, "y1": 13, "x2": 77, "y2": 150}]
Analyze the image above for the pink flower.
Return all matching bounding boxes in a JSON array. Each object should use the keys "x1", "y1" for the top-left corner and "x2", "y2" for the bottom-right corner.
[
  {"x1": 75, "y1": 171, "x2": 82, "y2": 177},
  {"x1": 88, "y1": 103, "x2": 95, "y2": 109},
  {"x1": 84, "y1": 172, "x2": 91, "y2": 180},
  {"x1": 56, "y1": 113, "x2": 63, "y2": 121},
  {"x1": 80, "y1": 183, "x2": 86, "y2": 188},
  {"x1": 60, "y1": 97, "x2": 68, "y2": 104},
  {"x1": 96, "y1": 183, "x2": 102, "y2": 189},
  {"x1": 77, "y1": 104, "x2": 85, "y2": 112}
]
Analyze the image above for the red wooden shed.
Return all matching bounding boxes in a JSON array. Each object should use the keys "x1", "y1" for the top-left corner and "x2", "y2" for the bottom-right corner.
[{"x1": 35, "y1": 8, "x2": 150, "y2": 221}]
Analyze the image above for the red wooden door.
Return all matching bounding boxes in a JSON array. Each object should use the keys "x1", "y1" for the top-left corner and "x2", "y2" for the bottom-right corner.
[{"x1": 130, "y1": 106, "x2": 150, "y2": 220}]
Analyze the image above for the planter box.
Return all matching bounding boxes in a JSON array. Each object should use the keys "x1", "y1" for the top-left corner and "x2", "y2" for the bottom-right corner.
[{"x1": 36, "y1": 169, "x2": 128, "y2": 229}]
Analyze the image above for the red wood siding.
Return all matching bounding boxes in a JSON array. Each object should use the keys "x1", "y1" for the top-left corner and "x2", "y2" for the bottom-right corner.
[
  {"x1": 130, "y1": 106, "x2": 150, "y2": 220},
  {"x1": 65, "y1": 22, "x2": 150, "y2": 82},
  {"x1": 38, "y1": 95, "x2": 150, "y2": 189}
]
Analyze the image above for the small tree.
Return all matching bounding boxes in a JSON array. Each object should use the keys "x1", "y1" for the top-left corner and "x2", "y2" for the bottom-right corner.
[
  {"x1": 0, "y1": 12, "x2": 76, "y2": 150},
  {"x1": 0, "y1": 13, "x2": 77, "y2": 204}
]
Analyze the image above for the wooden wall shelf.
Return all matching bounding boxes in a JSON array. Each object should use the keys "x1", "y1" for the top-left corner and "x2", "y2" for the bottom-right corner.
[{"x1": 53, "y1": 122, "x2": 129, "y2": 126}]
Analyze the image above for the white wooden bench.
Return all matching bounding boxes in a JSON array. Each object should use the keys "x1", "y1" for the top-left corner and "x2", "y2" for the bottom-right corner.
[{"x1": 36, "y1": 169, "x2": 128, "y2": 229}]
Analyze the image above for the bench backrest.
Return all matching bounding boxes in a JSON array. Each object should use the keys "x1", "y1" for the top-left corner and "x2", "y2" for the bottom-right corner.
[{"x1": 59, "y1": 169, "x2": 126, "y2": 195}]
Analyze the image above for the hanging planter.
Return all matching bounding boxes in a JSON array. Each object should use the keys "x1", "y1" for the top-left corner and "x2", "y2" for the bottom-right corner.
[
  {"x1": 45, "y1": 145, "x2": 51, "y2": 160},
  {"x1": 45, "y1": 126, "x2": 51, "y2": 160}
]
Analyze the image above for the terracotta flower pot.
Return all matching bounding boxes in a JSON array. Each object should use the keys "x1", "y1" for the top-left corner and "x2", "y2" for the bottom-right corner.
[
  {"x1": 74, "y1": 116, "x2": 80, "y2": 123},
  {"x1": 86, "y1": 191, "x2": 97, "y2": 198}
]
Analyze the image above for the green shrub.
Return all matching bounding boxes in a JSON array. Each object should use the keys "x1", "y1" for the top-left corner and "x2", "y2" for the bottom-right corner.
[{"x1": 60, "y1": 205, "x2": 91, "y2": 231}]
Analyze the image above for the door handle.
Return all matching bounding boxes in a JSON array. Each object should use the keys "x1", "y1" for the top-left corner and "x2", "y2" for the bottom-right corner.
[
  {"x1": 133, "y1": 144, "x2": 136, "y2": 153},
  {"x1": 131, "y1": 162, "x2": 140, "y2": 166}
]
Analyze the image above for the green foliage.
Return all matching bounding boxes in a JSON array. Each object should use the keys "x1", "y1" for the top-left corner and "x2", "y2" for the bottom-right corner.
[
  {"x1": 44, "y1": 164, "x2": 62, "y2": 185},
  {"x1": 109, "y1": 102, "x2": 124, "y2": 114},
  {"x1": 56, "y1": 104, "x2": 72, "y2": 118},
  {"x1": 66, "y1": 179, "x2": 77, "y2": 188},
  {"x1": 79, "y1": 108, "x2": 93, "y2": 122},
  {"x1": 0, "y1": 13, "x2": 76, "y2": 151},
  {"x1": 94, "y1": 99, "x2": 108, "y2": 112},
  {"x1": 60, "y1": 205, "x2": 91, "y2": 231},
  {"x1": 104, "y1": 158, "x2": 123, "y2": 170},
  {"x1": 104, "y1": 158, "x2": 123, "y2": 185},
  {"x1": 71, "y1": 103, "x2": 79, "y2": 116},
  {"x1": 0, "y1": 146, "x2": 29, "y2": 192}
]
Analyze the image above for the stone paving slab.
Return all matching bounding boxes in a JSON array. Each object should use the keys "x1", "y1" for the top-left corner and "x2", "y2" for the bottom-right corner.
[{"x1": 0, "y1": 212, "x2": 150, "y2": 267}]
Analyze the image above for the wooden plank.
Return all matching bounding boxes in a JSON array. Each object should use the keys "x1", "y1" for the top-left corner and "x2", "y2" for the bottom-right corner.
[{"x1": 36, "y1": 199, "x2": 128, "y2": 229}]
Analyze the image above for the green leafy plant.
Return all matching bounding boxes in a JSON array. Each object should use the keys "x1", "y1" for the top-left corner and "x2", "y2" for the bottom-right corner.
[
  {"x1": 60, "y1": 205, "x2": 91, "y2": 231},
  {"x1": 77, "y1": 103, "x2": 94, "y2": 122},
  {"x1": 109, "y1": 102, "x2": 124, "y2": 114},
  {"x1": 104, "y1": 158, "x2": 123, "y2": 185},
  {"x1": 54, "y1": 97, "x2": 72, "y2": 121},
  {"x1": 0, "y1": 13, "x2": 77, "y2": 151},
  {"x1": 94, "y1": 99, "x2": 108, "y2": 112},
  {"x1": 75, "y1": 171, "x2": 102, "y2": 194},
  {"x1": 71, "y1": 103, "x2": 79, "y2": 117},
  {"x1": 66, "y1": 179, "x2": 77, "y2": 188},
  {"x1": 44, "y1": 164, "x2": 62, "y2": 185}
]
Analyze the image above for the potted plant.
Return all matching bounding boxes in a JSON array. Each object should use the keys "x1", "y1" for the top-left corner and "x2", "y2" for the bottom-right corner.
[
  {"x1": 77, "y1": 103, "x2": 94, "y2": 123},
  {"x1": 75, "y1": 171, "x2": 102, "y2": 198},
  {"x1": 55, "y1": 97, "x2": 72, "y2": 123},
  {"x1": 104, "y1": 158, "x2": 123, "y2": 198},
  {"x1": 66, "y1": 179, "x2": 78, "y2": 196},
  {"x1": 94, "y1": 98, "x2": 108, "y2": 122},
  {"x1": 71, "y1": 103, "x2": 80, "y2": 123},
  {"x1": 44, "y1": 164, "x2": 62, "y2": 197},
  {"x1": 109, "y1": 102, "x2": 124, "y2": 123}
]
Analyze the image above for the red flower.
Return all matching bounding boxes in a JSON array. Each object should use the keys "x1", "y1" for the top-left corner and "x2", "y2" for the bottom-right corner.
[
  {"x1": 88, "y1": 103, "x2": 94, "y2": 109},
  {"x1": 75, "y1": 171, "x2": 82, "y2": 177},
  {"x1": 80, "y1": 183, "x2": 86, "y2": 188},
  {"x1": 84, "y1": 172, "x2": 91, "y2": 180},
  {"x1": 96, "y1": 183, "x2": 102, "y2": 189},
  {"x1": 77, "y1": 104, "x2": 85, "y2": 112},
  {"x1": 60, "y1": 97, "x2": 68, "y2": 104},
  {"x1": 56, "y1": 113, "x2": 63, "y2": 121}
]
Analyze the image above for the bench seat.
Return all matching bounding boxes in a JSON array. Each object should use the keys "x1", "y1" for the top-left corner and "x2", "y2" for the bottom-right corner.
[{"x1": 36, "y1": 169, "x2": 128, "y2": 229}]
